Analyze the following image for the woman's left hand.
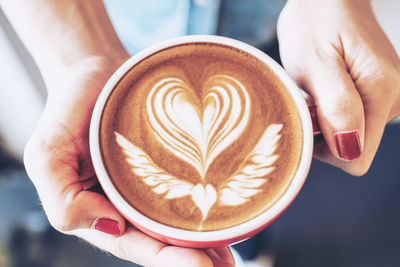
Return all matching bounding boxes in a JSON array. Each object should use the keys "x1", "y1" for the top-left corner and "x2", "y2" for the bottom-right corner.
[{"x1": 278, "y1": 0, "x2": 400, "y2": 175}]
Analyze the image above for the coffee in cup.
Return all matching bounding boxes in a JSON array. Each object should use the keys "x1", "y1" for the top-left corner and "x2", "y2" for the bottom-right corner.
[{"x1": 90, "y1": 35, "x2": 313, "y2": 247}]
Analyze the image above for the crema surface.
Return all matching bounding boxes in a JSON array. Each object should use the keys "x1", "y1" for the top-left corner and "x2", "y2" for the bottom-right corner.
[{"x1": 100, "y1": 43, "x2": 303, "y2": 231}]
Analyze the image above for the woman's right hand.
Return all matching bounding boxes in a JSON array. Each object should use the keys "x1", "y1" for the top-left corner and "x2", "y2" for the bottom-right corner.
[
  {"x1": 1, "y1": 0, "x2": 234, "y2": 265},
  {"x1": 23, "y1": 57, "x2": 235, "y2": 267}
]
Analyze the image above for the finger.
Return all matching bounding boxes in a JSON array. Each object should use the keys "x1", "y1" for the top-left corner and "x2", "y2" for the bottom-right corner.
[
  {"x1": 41, "y1": 175, "x2": 125, "y2": 235},
  {"x1": 78, "y1": 156, "x2": 96, "y2": 182},
  {"x1": 79, "y1": 175, "x2": 99, "y2": 190},
  {"x1": 212, "y1": 247, "x2": 235, "y2": 265},
  {"x1": 204, "y1": 248, "x2": 235, "y2": 267},
  {"x1": 24, "y1": 129, "x2": 125, "y2": 235},
  {"x1": 314, "y1": 83, "x2": 392, "y2": 176},
  {"x1": 73, "y1": 227, "x2": 217, "y2": 267},
  {"x1": 302, "y1": 51, "x2": 365, "y2": 161},
  {"x1": 155, "y1": 247, "x2": 216, "y2": 267},
  {"x1": 78, "y1": 154, "x2": 99, "y2": 190}
]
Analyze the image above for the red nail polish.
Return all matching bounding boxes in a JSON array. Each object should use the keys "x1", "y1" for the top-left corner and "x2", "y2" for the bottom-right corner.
[
  {"x1": 94, "y1": 218, "x2": 121, "y2": 235},
  {"x1": 334, "y1": 130, "x2": 361, "y2": 160}
]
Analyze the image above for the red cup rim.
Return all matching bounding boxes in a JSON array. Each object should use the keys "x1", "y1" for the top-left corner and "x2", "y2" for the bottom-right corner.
[{"x1": 89, "y1": 35, "x2": 314, "y2": 246}]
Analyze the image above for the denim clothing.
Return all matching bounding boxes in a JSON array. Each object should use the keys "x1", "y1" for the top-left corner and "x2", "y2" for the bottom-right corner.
[{"x1": 103, "y1": 0, "x2": 285, "y2": 55}]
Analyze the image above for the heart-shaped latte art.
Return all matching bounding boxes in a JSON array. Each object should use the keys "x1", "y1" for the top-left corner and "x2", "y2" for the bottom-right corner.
[{"x1": 146, "y1": 75, "x2": 250, "y2": 178}]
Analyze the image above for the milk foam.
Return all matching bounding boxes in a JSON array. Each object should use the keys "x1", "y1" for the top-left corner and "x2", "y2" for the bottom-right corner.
[
  {"x1": 115, "y1": 74, "x2": 283, "y2": 226},
  {"x1": 100, "y1": 42, "x2": 302, "y2": 231},
  {"x1": 146, "y1": 75, "x2": 250, "y2": 178}
]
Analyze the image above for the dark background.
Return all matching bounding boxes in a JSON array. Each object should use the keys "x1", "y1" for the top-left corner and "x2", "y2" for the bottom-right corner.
[
  {"x1": 1, "y1": 2, "x2": 400, "y2": 266},
  {"x1": 235, "y1": 124, "x2": 400, "y2": 267},
  {"x1": 1, "y1": 122, "x2": 399, "y2": 267}
]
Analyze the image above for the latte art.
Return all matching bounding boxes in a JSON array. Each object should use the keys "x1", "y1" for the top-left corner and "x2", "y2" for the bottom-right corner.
[
  {"x1": 99, "y1": 43, "x2": 303, "y2": 231},
  {"x1": 114, "y1": 74, "x2": 283, "y2": 224},
  {"x1": 146, "y1": 75, "x2": 250, "y2": 178},
  {"x1": 115, "y1": 122, "x2": 282, "y2": 224},
  {"x1": 114, "y1": 132, "x2": 218, "y2": 220}
]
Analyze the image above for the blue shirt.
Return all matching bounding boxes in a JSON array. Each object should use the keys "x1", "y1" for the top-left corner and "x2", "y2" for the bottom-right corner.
[{"x1": 103, "y1": 0, "x2": 285, "y2": 55}]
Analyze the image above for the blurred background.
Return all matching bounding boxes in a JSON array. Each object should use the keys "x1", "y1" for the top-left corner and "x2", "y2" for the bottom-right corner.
[{"x1": 0, "y1": 0, "x2": 399, "y2": 266}]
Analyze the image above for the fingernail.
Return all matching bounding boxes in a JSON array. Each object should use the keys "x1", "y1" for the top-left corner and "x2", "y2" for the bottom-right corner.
[
  {"x1": 309, "y1": 105, "x2": 321, "y2": 136},
  {"x1": 93, "y1": 218, "x2": 121, "y2": 235},
  {"x1": 334, "y1": 130, "x2": 361, "y2": 160}
]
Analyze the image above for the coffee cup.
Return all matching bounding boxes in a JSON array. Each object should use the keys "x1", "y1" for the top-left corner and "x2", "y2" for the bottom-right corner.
[{"x1": 90, "y1": 35, "x2": 314, "y2": 247}]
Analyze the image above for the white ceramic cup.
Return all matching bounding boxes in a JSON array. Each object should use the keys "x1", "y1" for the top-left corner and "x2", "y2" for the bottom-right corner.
[{"x1": 90, "y1": 35, "x2": 314, "y2": 248}]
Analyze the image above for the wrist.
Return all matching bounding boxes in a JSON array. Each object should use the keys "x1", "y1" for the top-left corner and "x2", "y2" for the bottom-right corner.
[
  {"x1": 2, "y1": 0, "x2": 129, "y2": 89},
  {"x1": 28, "y1": 0, "x2": 130, "y2": 79},
  {"x1": 38, "y1": 49, "x2": 129, "y2": 87},
  {"x1": 44, "y1": 54, "x2": 129, "y2": 95}
]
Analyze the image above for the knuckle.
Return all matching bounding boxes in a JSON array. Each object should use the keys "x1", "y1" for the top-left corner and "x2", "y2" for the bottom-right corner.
[
  {"x1": 323, "y1": 94, "x2": 363, "y2": 120},
  {"x1": 364, "y1": 78, "x2": 397, "y2": 102},
  {"x1": 343, "y1": 160, "x2": 371, "y2": 177},
  {"x1": 314, "y1": 48, "x2": 338, "y2": 67},
  {"x1": 47, "y1": 214, "x2": 69, "y2": 233},
  {"x1": 47, "y1": 209, "x2": 74, "y2": 233},
  {"x1": 46, "y1": 196, "x2": 79, "y2": 233},
  {"x1": 310, "y1": 42, "x2": 345, "y2": 72},
  {"x1": 357, "y1": 63, "x2": 400, "y2": 102},
  {"x1": 381, "y1": 71, "x2": 400, "y2": 100},
  {"x1": 337, "y1": 96, "x2": 361, "y2": 115}
]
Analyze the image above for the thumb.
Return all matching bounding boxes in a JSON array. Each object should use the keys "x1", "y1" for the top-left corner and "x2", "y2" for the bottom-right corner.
[
  {"x1": 303, "y1": 53, "x2": 365, "y2": 161},
  {"x1": 24, "y1": 136, "x2": 125, "y2": 236},
  {"x1": 59, "y1": 189, "x2": 126, "y2": 235},
  {"x1": 33, "y1": 175, "x2": 126, "y2": 235}
]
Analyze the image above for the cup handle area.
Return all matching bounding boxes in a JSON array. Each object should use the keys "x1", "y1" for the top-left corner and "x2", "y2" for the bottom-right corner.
[{"x1": 308, "y1": 105, "x2": 322, "y2": 136}]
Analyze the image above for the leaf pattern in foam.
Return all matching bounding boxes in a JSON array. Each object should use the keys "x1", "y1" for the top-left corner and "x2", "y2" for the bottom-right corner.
[
  {"x1": 115, "y1": 132, "x2": 194, "y2": 199},
  {"x1": 115, "y1": 132, "x2": 217, "y2": 220},
  {"x1": 219, "y1": 124, "x2": 283, "y2": 206}
]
